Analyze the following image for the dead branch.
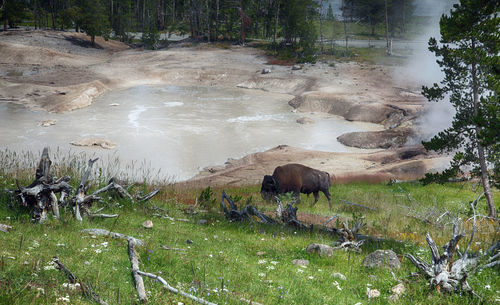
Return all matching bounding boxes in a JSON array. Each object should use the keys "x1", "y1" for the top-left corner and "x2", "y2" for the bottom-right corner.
[
  {"x1": 152, "y1": 213, "x2": 175, "y2": 221},
  {"x1": 340, "y1": 199, "x2": 378, "y2": 211},
  {"x1": 81, "y1": 228, "x2": 144, "y2": 246},
  {"x1": 136, "y1": 188, "x2": 161, "y2": 202},
  {"x1": 92, "y1": 179, "x2": 133, "y2": 201},
  {"x1": 92, "y1": 178, "x2": 161, "y2": 203},
  {"x1": 332, "y1": 221, "x2": 365, "y2": 252},
  {"x1": 88, "y1": 213, "x2": 119, "y2": 218},
  {"x1": 128, "y1": 240, "x2": 148, "y2": 303},
  {"x1": 161, "y1": 245, "x2": 188, "y2": 252},
  {"x1": 52, "y1": 257, "x2": 108, "y2": 305},
  {"x1": 0, "y1": 223, "x2": 12, "y2": 232},
  {"x1": 73, "y1": 158, "x2": 99, "y2": 221},
  {"x1": 405, "y1": 204, "x2": 499, "y2": 295},
  {"x1": 220, "y1": 190, "x2": 276, "y2": 224},
  {"x1": 279, "y1": 203, "x2": 311, "y2": 231},
  {"x1": 137, "y1": 270, "x2": 217, "y2": 305}
]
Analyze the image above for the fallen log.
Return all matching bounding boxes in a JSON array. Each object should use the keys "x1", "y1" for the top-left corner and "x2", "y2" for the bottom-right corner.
[
  {"x1": 81, "y1": 229, "x2": 144, "y2": 246},
  {"x1": 137, "y1": 271, "x2": 217, "y2": 305},
  {"x1": 52, "y1": 257, "x2": 108, "y2": 305},
  {"x1": 128, "y1": 240, "x2": 147, "y2": 303}
]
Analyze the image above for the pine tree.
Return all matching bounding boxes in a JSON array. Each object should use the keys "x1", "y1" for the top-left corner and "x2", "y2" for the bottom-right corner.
[
  {"x1": 422, "y1": 0, "x2": 499, "y2": 218},
  {"x1": 326, "y1": 3, "x2": 334, "y2": 20},
  {"x1": 80, "y1": 0, "x2": 110, "y2": 46}
]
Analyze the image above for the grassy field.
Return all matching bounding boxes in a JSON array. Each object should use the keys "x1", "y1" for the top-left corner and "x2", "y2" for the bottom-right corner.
[{"x1": 0, "y1": 151, "x2": 499, "y2": 304}]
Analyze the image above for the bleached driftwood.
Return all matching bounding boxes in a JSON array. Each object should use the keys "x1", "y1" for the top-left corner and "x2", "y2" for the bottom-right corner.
[
  {"x1": 220, "y1": 190, "x2": 276, "y2": 224},
  {"x1": 161, "y1": 245, "x2": 188, "y2": 252},
  {"x1": 0, "y1": 223, "x2": 12, "y2": 232},
  {"x1": 278, "y1": 201, "x2": 311, "y2": 231},
  {"x1": 332, "y1": 220, "x2": 365, "y2": 252},
  {"x1": 137, "y1": 271, "x2": 217, "y2": 305},
  {"x1": 73, "y1": 158, "x2": 99, "y2": 221},
  {"x1": 405, "y1": 199, "x2": 500, "y2": 294},
  {"x1": 128, "y1": 240, "x2": 148, "y2": 303},
  {"x1": 92, "y1": 178, "x2": 161, "y2": 203},
  {"x1": 15, "y1": 148, "x2": 73, "y2": 222},
  {"x1": 52, "y1": 257, "x2": 109, "y2": 305},
  {"x1": 340, "y1": 199, "x2": 378, "y2": 211},
  {"x1": 81, "y1": 228, "x2": 144, "y2": 246},
  {"x1": 88, "y1": 213, "x2": 119, "y2": 218}
]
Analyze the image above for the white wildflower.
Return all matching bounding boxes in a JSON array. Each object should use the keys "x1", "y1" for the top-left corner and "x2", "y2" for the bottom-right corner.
[
  {"x1": 297, "y1": 269, "x2": 304, "y2": 273},
  {"x1": 101, "y1": 242, "x2": 108, "y2": 247},
  {"x1": 270, "y1": 261, "x2": 278, "y2": 265},
  {"x1": 266, "y1": 265, "x2": 275, "y2": 270},
  {"x1": 95, "y1": 249, "x2": 102, "y2": 254},
  {"x1": 56, "y1": 243, "x2": 65, "y2": 247},
  {"x1": 308, "y1": 276, "x2": 314, "y2": 280},
  {"x1": 37, "y1": 287, "x2": 44, "y2": 294},
  {"x1": 333, "y1": 281, "x2": 342, "y2": 291},
  {"x1": 484, "y1": 285, "x2": 491, "y2": 290},
  {"x1": 258, "y1": 259, "x2": 267, "y2": 264},
  {"x1": 57, "y1": 295, "x2": 70, "y2": 302},
  {"x1": 366, "y1": 288, "x2": 380, "y2": 299},
  {"x1": 258, "y1": 273, "x2": 265, "y2": 277},
  {"x1": 43, "y1": 263, "x2": 56, "y2": 271}
]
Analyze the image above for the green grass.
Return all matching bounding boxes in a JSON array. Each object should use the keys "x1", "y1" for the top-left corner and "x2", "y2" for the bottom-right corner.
[{"x1": 0, "y1": 153, "x2": 499, "y2": 304}]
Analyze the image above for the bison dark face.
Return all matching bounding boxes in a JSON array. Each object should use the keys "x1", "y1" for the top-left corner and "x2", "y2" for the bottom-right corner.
[{"x1": 260, "y1": 175, "x2": 279, "y2": 202}]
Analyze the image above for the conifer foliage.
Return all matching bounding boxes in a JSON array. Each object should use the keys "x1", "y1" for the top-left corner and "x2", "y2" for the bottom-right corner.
[{"x1": 422, "y1": 0, "x2": 500, "y2": 218}]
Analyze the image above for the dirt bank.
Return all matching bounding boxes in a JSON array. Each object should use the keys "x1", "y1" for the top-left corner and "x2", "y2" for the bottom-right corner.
[{"x1": 0, "y1": 29, "x2": 443, "y2": 185}]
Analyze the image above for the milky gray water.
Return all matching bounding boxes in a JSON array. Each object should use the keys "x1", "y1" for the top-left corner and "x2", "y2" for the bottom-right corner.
[{"x1": 0, "y1": 85, "x2": 381, "y2": 181}]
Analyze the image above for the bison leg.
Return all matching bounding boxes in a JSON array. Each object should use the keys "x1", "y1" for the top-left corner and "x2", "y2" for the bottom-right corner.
[
  {"x1": 311, "y1": 192, "x2": 320, "y2": 206},
  {"x1": 322, "y1": 189, "x2": 332, "y2": 211}
]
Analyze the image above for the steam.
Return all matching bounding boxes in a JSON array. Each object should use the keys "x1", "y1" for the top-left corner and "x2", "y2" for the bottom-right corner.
[{"x1": 394, "y1": 0, "x2": 458, "y2": 143}]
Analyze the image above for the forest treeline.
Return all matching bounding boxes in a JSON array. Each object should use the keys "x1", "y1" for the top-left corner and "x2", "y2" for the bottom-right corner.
[{"x1": 1, "y1": 0, "x2": 415, "y2": 50}]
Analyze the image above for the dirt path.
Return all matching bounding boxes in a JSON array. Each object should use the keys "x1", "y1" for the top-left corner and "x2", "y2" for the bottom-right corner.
[{"x1": 0, "y1": 29, "x2": 448, "y2": 185}]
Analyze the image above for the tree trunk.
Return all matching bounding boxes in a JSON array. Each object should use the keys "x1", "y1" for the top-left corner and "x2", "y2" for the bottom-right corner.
[
  {"x1": 342, "y1": 0, "x2": 348, "y2": 53},
  {"x1": 215, "y1": 0, "x2": 219, "y2": 40},
  {"x1": 472, "y1": 40, "x2": 496, "y2": 219},
  {"x1": 91, "y1": 35, "x2": 95, "y2": 46},
  {"x1": 273, "y1": 2, "x2": 279, "y2": 45},
  {"x1": 318, "y1": 0, "x2": 324, "y2": 54},
  {"x1": 206, "y1": 0, "x2": 210, "y2": 42},
  {"x1": 384, "y1": 0, "x2": 391, "y2": 55}
]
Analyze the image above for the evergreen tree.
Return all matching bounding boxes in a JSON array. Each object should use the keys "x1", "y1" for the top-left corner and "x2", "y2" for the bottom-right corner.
[
  {"x1": 1, "y1": 0, "x2": 28, "y2": 30},
  {"x1": 422, "y1": 0, "x2": 500, "y2": 218},
  {"x1": 80, "y1": 0, "x2": 110, "y2": 46},
  {"x1": 326, "y1": 3, "x2": 334, "y2": 20}
]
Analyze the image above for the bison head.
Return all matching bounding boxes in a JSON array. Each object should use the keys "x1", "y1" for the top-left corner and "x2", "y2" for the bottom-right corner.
[{"x1": 260, "y1": 175, "x2": 279, "y2": 202}]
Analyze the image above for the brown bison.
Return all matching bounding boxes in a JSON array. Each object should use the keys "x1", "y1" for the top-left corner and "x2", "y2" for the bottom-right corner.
[{"x1": 260, "y1": 163, "x2": 332, "y2": 210}]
